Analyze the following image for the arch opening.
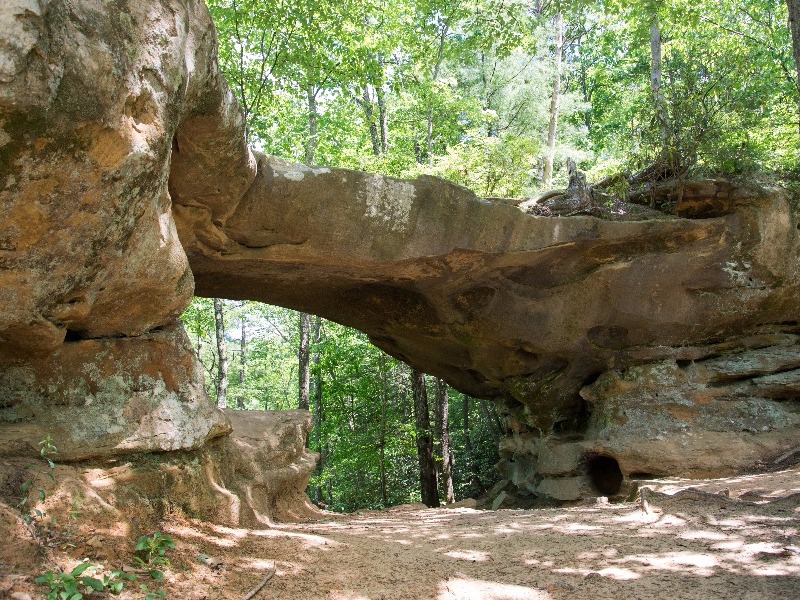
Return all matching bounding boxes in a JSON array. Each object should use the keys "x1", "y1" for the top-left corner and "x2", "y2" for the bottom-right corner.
[{"x1": 586, "y1": 454, "x2": 623, "y2": 496}]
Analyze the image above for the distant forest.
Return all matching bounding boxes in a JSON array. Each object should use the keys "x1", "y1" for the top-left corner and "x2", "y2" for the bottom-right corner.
[{"x1": 181, "y1": 0, "x2": 800, "y2": 511}]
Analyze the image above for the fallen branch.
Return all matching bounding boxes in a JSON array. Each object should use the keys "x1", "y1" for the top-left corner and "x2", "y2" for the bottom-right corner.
[
  {"x1": 773, "y1": 447, "x2": 800, "y2": 464},
  {"x1": 241, "y1": 565, "x2": 276, "y2": 600}
]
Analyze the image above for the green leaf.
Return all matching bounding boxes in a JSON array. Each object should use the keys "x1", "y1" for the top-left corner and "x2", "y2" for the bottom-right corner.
[
  {"x1": 70, "y1": 563, "x2": 92, "y2": 576},
  {"x1": 80, "y1": 576, "x2": 104, "y2": 591},
  {"x1": 148, "y1": 569, "x2": 164, "y2": 580}
]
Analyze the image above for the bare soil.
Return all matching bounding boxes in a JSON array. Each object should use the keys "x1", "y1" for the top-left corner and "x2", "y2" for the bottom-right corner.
[{"x1": 2, "y1": 466, "x2": 798, "y2": 600}]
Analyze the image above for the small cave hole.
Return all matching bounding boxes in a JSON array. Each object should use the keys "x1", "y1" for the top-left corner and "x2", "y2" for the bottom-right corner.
[
  {"x1": 676, "y1": 359, "x2": 692, "y2": 368},
  {"x1": 63, "y1": 329, "x2": 84, "y2": 342},
  {"x1": 628, "y1": 472, "x2": 656, "y2": 480},
  {"x1": 586, "y1": 454, "x2": 623, "y2": 496}
]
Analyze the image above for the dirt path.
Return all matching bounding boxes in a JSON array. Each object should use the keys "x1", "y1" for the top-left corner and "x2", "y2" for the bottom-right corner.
[
  {"x1": 162, "y1": 468, "x2": 799, "y2": 600},
  {"x1": 3, "y1": 468, "x2": 798, "y2": 599}
]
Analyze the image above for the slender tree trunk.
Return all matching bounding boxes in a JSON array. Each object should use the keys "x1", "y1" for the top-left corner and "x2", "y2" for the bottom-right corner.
[
  {"x1": 298, "y1": 79, "x2": 318, "y2": 413},
  {"x1": 413, "y1": 138, "x2": 424, "y2": 164},
  {"x1": 298, "y1": 311, "x2": 311, "y2": 410},
  {"x1": 377, "y1": 85, "x2": 389, "y2": 153},
  {"x1": 310, "y1": 316, "x2": 322, "y2": 410},
  {"x1": 236, "y1": 314, "x2": 246, "y2": 409},
  {"x1": 312, "y1": 318, "x2": 325, "y2": 504},
  {"x1": 542, "y1": 10, "x2": 563, "y2": 188},
  {"x1": 411, "y1": 369, "x2": 439, "y2": 507},
  {"x1": 463, "y1": 395, "x2": 483, "y2": 494},
  {"x1": 378, "y1": 354, "x2": 389, "y2": 507},
  {"x1": 435, "y1": 378, "x2": 454, "y2": 504},
  {"x1": 433, "y1": 382, "x2": 442, "y2": 477},
  {"x1": 650, "y1": 13, "x2": 671, "y2": 161},
  {"x1": 425, "y1": 23, "x2": 449, "y2": 166},
  {"x1": 478, "y1": 397, "x2": 501, "y2": 444},
  {"x1": 363, "y1": 84, "x2": 381, "y2": 156},
  {"x1": 213, "y1": 298, "x2": 228, "y2": 409},
  {"x1": 788, "y1": 0, "x2": 800, "y2": 134},
  {"x1": 426, "y1": 106, "x2": 435, "y2": 166},
  {"x1": 305, "y1": 83, "x2": 318, "y2": 166}
]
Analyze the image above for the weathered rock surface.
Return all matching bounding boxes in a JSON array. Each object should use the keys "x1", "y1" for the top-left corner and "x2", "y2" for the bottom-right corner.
[
  {"x1": 0, "y1": 0, "x2": 247, "y2": 458},
  {"x1": 204, "y1": 409, "x2": 320, "y2": 525},
  {"x1": 0, "y1": 409, "x2": 318, "y2": 561},
  {"x1": 180, "y1": 157, "x2": 800, "y2": 424},
  {"x1": 1, "y1": 0, "x2": 799, "y2": 506},
  {"x1": 0, "y1": 323, "x2": 230, "y2": 460}
]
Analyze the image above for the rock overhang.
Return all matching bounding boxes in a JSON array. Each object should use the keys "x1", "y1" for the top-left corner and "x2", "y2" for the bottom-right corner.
[{"x1": 0, "y1": 0, "x2": 797, "y2": 500}]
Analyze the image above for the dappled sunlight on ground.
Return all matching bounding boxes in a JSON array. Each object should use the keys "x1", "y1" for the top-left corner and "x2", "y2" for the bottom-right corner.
[
  {"x1": 2, "y1": 466, "x2": 798, "y2": 598},
  {"x1": 438, "y1": 576, "x2": 552, "y2": 599}
]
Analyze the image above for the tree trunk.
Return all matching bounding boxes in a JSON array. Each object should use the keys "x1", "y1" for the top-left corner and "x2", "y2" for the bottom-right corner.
[
  {"x1": 463, "y1": 395, "x2": 483, "y2": 494},
  {"x1": 213, "y1": 298, "x2": 228, "y2": 409},
  {"x1": 312, "y1": 317, "x2": 325, "y2": 504},
  {"x1": 236, "y1": 314, "x2": 246, "y2": 409},
  {"x1": 650, "y1": 13, "x2": 671, "y2": 159},
  {"x1": 298, "y1": 311, "x2": 311, "y2": 411},
  {"x1": 299, "y1": 77, "x2": 319, "y2": 408},
  {"x1": 478, "y1": 397, "x2": 501, "y2": 444},
  {"x1": 426, "y1": 106, "x2": 435, "y2": 166},
  {"x1": 788, "y1": 0, "x2": 800, "y2": 134},
  {"x1": 377, "y1": 85, "x2": 389, "y2": 153},
  {"x1": 411, "y1": 369, "x2": 439, "y2": 507},
  {"x1": 425, "y1": 23, "x2": 449, "y2": 167},
  {"x1": 363, "y1": 84, "x2": 381, "y2": 156},
  {"x1": 542, "y1": 10, "x2": 563, "y2": 188},
  {"x1": 435, "y1": 378, "x2": 454, "y2": 504},
  {"x1": 378, "y1": 354, "x2": 389, "y2": 507},
  {"x1": 305, "y1": 83, "x2": 318, "y2": 165}
]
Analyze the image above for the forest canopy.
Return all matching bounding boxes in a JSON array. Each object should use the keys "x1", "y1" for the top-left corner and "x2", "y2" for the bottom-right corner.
[{"x1": 182, "y1": 0, "x2": 800, "y2": 512}]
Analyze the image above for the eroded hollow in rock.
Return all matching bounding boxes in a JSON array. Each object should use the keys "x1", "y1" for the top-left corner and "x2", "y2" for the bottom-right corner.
[{"x1": 586, "y1": 454, "x2": 623, "y2": 496}]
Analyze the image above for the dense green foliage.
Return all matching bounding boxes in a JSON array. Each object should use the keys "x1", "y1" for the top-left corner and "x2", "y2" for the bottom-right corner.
[
  {"x1": 208, "y1": 0, "x2": 798, "y2": 187},
  {"x1": 183, "y1": 0, "x2": 799, "y2": 511},
  {"x1": 181, "y1": 302, "x2": 502, "y2": 511}
]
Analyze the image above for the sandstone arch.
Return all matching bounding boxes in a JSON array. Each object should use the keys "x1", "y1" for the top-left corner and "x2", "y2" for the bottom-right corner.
[{"x1": 1, "y1": 0, "x2": 798, "y2": 506}]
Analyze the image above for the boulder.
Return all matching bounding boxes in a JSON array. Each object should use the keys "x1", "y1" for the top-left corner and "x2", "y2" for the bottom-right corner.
[
  {"x1": 0, "y1": 410, "x2": 319, "y2": 559},
  {"x1": 0, "y1": 0, "x2": 247, "y2": 457},
  {"x1": 0, "y1": 0, "x2": 252, "y2": 361},
  {"x1": 0, "y1": 323, "x2": 230, "y2": 460}
]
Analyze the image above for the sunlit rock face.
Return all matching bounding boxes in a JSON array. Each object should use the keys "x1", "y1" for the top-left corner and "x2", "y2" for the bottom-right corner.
[
  {"x1": 0, "y1": 0, "x2": 250, "y2": 455},
  {"x1": 181, "y1": 155, "x2": 800, "y2": 476},
  {"x1": 180, "y1": 151, "x2": 800, "y2": 498},
  {"x1": 0, "y1": 324, "x2": 230, "y2": 460},
  {"x1": 1, "y1": 0, "x2": 799, "y2": 503}
]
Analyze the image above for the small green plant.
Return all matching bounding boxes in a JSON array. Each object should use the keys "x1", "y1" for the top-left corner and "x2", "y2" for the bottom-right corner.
[
  {"x1": 139, "y1": 582, "x2": 167, "y2": 599},
  {"x1": 35, "y1": 562, "x2": 105, "y2": 600},
  {"x1": 133, "y1": 531, "x2": 175, "y2": 580},
  {"x1": 18, "y1": 436, "x2": 59, "y2": 528},
  {"x1": 102, "y1": 569, "x2": 137, "y2": 595},
  {"x1": 35, "y1": 562, "x2": 136, "y2": 598}
]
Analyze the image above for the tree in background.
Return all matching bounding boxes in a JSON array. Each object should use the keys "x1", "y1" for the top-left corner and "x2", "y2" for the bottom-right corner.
[
  {"x1": 787, "y1": 0, "x2": 800, "y2": 134},
  {"x1": 212, "y1": 298, "x2": 228, "y2": 409},
  {"x1": 183, "y1": 0, "x2": 799, "y2": 512},
  {"x1": 181, "y1": 300, "x2": 500, "y2": 511}
]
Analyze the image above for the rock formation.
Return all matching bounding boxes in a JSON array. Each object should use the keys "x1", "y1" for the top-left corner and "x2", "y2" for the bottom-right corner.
[{"x1": 1, "y1": 0, "x2": 798, "y2": 508}]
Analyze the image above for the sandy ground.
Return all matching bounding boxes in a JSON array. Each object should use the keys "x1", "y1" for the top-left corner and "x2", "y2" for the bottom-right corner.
[{"x1": 2, "y1": 466, "x2": 799, "y2": 600}]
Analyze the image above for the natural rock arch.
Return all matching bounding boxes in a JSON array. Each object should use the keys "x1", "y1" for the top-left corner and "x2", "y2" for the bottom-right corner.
[{"x1": 0, "y1": 0, "x2": 798, "y2": 508}]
